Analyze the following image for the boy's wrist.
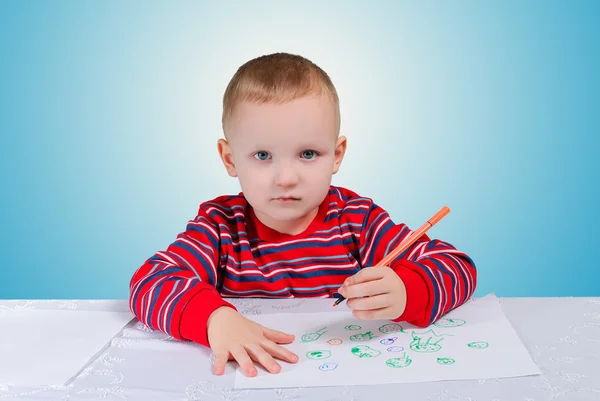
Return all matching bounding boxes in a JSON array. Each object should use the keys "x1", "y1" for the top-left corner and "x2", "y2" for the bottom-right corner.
[
  {"x1": 207, "y1": 306, "x2": 235, "y2": 330},
  {"x1": 180, "y1": 288, "x2": 237, "y2": 346}
]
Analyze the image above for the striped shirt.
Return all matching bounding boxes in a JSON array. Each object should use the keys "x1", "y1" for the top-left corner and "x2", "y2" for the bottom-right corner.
[{"x1": 129, "y1": 186, "x2": 476, "y2": 346}]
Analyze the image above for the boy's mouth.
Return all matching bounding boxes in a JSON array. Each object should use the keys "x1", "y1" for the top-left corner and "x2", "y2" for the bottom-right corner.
[{"x1": 273, "y1": 196, "x2": 300, "y2": 202}]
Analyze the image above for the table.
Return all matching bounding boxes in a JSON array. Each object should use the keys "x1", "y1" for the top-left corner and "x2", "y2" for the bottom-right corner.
[{"x1": 1, "y1": 297, "x2": 599, "y2": 401}]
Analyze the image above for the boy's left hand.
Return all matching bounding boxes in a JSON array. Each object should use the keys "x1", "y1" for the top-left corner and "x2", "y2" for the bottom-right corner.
[{"x1": 338, "y1": 266, "x2": 407, "y2": 320}]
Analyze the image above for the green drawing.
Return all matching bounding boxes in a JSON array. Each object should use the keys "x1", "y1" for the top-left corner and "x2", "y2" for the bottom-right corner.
[
  {"x1": 350, "y1": 331, "x2": 377, "y2": 341},
  {"x1": 434, "y1": 318, "x2": 466, "y2": 328},
  {"x1": 345, "y1": 325, "x2": 362, "y2": 331},
  {"x1": 410, "y1": 330, "x2": 446, "y2": 353},
  {"x1": 351, "y1": 345, "x2": 381, "y2": 358},
  {"x1": 306, "y1": 350, "x2": 332, "y2": 360},
  {"x1": 386, "y1": 353, "x2": 412, "y2": 368},
  {"x1": 467, "y1": 341, "x2": 489, "y2": 349},
  {"x1": 301, "y1": 328, "x2": 328, "y2": 343},
  {"x1": 437, "y1": 357, "x2": 456, "y2": 365},
  {"x1": 412, "y1": 329, "x2": 454, "y2": 338},
  {"x1": 378, "y1": 323, "x2": 405, "y2": 334}
]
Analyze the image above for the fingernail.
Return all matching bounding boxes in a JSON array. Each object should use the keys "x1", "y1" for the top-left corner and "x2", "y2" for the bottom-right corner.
[
  {"x1": 249, "y1": 368, "x2": 257, "y2": 376},
  {"x1": 291, "y1": 354, "x2": 298, "y2": 362}
]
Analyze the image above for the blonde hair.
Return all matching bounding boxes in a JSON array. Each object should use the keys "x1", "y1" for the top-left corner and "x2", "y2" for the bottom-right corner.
[{"x1": 222, "y1": 52, "x2": 340, "y2": 135}]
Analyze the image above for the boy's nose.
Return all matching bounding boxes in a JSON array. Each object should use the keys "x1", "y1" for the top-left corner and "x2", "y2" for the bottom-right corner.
[{"x1": 274, "y1": 164, "x2": 299, "y2": 187}]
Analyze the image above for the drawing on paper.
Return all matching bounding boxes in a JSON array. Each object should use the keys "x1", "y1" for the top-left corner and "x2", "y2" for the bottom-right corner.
[
  {"x1": 301, "y1": 328, "x2": 328, "y2": 343},
  {"x1": 350, "y1": 331, "x2": 377, "y2": 341},
  {"x1": 306, "y1": 350, "x2": 332, "y2": 360},
  {"x1": 386, "y1": 353, "x2": 412, "y2": 368},
  {"x1": 380, "y1": 337, "x2": 397, "y2": 345},
  {"x1": 434, "y1": 318, "x2": 466, "y2": 328},
  {"x1": 378, "y1": 323, "x2": 404, "y2": 334},
  {"x1": 271, "y1": 300, "x2": 305, "y2": 310},
  {"x1": 318, "y1": 362, "x2": 338, "y2": 371},
  {"x1": 351, "y1": 345, "x2": 381, "y2": 358},
  {"x1": 233, "y1": 294, "x2": 544, "y2": 390},
  {"x1": 410, "y1": 330, "x2": 447, "y2": 353}
]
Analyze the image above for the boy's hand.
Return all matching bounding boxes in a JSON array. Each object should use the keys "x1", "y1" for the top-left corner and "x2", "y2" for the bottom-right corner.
[
  {"x1": 338, "y1": 266, "x2": 407, "y2": 320},
  {"x1": 206, "y1": 306, "x2": 299, "y2": 377}
]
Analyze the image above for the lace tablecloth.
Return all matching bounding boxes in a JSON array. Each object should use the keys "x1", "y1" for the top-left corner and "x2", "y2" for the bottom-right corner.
[{"x1": 1, "y1": 297, "x2": 599, "y2": 401}]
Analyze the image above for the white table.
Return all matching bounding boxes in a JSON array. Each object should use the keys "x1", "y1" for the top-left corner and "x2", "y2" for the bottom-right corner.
[{"x1": 1, "y1": 297, "x2": 599, "y2": 401}]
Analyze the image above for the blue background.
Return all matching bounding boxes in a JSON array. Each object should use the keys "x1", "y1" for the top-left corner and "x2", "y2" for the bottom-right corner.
[{"x1": 1, "y1": 1, "x2": 598, "y2": 299}]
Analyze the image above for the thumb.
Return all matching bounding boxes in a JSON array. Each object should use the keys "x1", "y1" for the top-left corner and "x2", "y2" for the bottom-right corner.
[{"x1": 262, "y1": 326, "x2": 295, "y2": 344}]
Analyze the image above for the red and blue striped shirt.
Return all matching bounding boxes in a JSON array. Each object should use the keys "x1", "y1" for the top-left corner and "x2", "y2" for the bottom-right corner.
[{"x1": 129, "y1": 186, "x2": 477, "y2": 346}]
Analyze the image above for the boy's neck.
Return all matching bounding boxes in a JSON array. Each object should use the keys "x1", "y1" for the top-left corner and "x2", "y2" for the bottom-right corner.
[{"x1": 253, "y1": 207, "x2": 319, "y2": 236}]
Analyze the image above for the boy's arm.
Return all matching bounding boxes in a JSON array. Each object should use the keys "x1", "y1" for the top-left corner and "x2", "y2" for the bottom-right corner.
[
  {"x1": 129, "y1": 209, "x2": 236, "y2": 346},
  {"x1": 357, "y1": 201, "x2": 476, "y2": 327}
]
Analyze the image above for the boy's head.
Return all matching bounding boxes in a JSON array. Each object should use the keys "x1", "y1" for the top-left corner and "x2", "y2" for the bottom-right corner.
[{"x1": 218, "y1": 53, "x2": 347, "y2": 234}]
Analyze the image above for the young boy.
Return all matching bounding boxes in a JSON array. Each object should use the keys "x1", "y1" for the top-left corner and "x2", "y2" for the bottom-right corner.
[{"x1": 129, "y1": 52, "x2": 476, "y2": 378}]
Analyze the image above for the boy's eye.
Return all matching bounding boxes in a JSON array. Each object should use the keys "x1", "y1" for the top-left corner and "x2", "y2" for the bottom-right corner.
[
  {"x1": 301, "y1": 150, "x2": 318, "y2": 160},
  {"x1": 254, "y1": 151, "x2": 271, "y2": 161}
]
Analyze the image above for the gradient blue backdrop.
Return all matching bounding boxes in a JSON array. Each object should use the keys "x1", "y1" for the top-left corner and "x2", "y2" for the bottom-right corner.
[{"x1": 1, "y1": 1, "x2": 598, "y2": 299}]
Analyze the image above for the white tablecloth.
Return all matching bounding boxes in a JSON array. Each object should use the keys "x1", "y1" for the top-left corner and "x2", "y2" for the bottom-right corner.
[{"x1": 1, "y1": 297, "x2": 599, "y2": 401}]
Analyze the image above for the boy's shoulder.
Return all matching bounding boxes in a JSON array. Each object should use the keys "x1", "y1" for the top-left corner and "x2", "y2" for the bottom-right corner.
[
  {"x1": 328, "y1": 186, "x2": 376, "y2": 212},
  {"x1": 196, "y1": 192, "x2": 248, "y2": 224}
]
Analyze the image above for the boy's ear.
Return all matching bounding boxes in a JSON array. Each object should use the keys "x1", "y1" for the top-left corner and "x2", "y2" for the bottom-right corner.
[
  {"x1": 217, "y1": 139, "x2": 238, "y2": 177},
  {"x1": 332, "y1": 135, "x2": 347, "y2": 174}
]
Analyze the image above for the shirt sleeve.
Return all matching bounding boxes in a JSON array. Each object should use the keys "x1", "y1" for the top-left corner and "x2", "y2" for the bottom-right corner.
[{"x1": 128, "y1": 208, "x2": 236, "y2": 347}]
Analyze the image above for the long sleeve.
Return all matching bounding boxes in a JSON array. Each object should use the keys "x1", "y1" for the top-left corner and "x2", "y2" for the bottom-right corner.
[
  {"x1": 129, "y1": 209, "x2": 235, "y2": 347},
  {"x1": 357, "y1": 201, "x2": 477, "y2": 327}
]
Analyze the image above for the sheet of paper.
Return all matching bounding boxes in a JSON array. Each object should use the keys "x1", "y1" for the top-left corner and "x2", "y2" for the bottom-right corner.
[
  {"x1": 234, "y1": 294, "x2": 541, "y2": 389},
  {"x1": 0, "y1": 308, "x2": 134, "y2": 386}
]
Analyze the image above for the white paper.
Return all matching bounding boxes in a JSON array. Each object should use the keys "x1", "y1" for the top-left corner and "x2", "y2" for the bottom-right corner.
[
  {"x1": 234, "y1": 294, "x2": 541, "y2": 389},
  {"x1": 0, "y1": 308, "x2": 134, "y2": 386}
]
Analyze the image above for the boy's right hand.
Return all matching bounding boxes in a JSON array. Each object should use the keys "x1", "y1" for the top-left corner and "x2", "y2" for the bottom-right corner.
[{"x1": 207, "y1": 306, "x2": 299, "y2": 377}]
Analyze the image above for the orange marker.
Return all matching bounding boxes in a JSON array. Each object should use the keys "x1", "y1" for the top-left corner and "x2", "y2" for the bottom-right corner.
[{"x1": 333, "y1": 206, "x2": 451, "y2": 307}]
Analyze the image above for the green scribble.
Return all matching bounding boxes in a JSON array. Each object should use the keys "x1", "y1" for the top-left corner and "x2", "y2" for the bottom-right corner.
[
  {"x1": 345, "y1": 325, "x2": 362, "y2": 331},
  {"x1": 351, "y1": 345, "x2": 381, "y2": 358},
  {"x1": 301, "y1": 328, "x2": 328, "y2": 343},
  {"x1": 410, "y1": 330, "x2": 446, "y2": 353},
  {"x1": 386, "y1": 353, "x2": 412, "y2": 368},
  {"x1": 306, "y1": 350, "x2": 332, "y2": 360},
  {"x1": 378, "y1": 323, "x2": 404, "y2": 334},
  {"x1": 434, "y1": 318, "x2": 466, "y2": 328},
  {"x1": 437, "y1": 357, "x2": 456, "y2": 365},
  {"x1": 350, "y1": 331, "x2": 377, "y2": 341},
  {"x1": 467, "y1": 341, "x2": 489, "y2": 349}
]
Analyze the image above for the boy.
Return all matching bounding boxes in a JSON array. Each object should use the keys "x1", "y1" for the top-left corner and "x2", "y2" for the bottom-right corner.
[{"x1": 129, "y1": 52, "x2": 476, "y2": 378}]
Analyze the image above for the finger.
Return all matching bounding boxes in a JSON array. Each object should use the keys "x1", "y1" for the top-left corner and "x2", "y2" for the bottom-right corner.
[
  {"x1": 247, "y1": 344, "x2": 281, "y2": 374},
  {"x1": 230, "y1": 346, "x2": 257, "y2": 377},
  {"x1": 343, "y1": 266, "x2": 388, "y2": 287},
  {"x1": 212, "y1": 350, "x2": 230, "y2": 375},
  {"x1": 347, "y1": 293, "x2": 392, "y2": 311},
  {"x1": 353, "y1": 307, "x2": 395, "y2": 320},
  {"x1": 343, "y1": 278, "x2": 388, "y2": 299},
  {"x1": 261, "y1": 339, "x2": 299, "y2": 364},
  {"x1": 262, "y1": 326, "x2": 295, "y2": 344}
]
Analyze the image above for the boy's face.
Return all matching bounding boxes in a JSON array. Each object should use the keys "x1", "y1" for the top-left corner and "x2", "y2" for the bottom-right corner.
[{"x1": 218, "y1": 94, "x2": 346, "y2": 234}]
